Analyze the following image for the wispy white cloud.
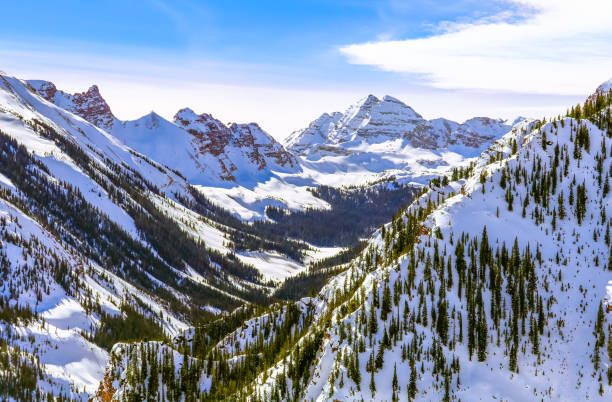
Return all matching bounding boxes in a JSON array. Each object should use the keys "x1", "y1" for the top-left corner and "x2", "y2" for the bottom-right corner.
[{"x1": 340, "y1": 0, "x2": 612, "y2": 95}]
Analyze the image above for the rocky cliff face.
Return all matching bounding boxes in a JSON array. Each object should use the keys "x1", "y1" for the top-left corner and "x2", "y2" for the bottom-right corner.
[
  {"x1": 28, "y1": 80, "x2": 116, "y2": 131},
  {"x1": 174, "y1": 108, "x2": 298, "y2": 182}
]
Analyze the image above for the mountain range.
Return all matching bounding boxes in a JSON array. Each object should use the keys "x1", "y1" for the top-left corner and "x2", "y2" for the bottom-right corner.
[
  {"x1": 28, "y1": 80, "x2": 299, "y2": 186},
  {"x1": 29, "y1": 79, "x2": 522, "y2": 220},
  {"x1": 285, "y1": 94, "x2": 518, "y2": 155}
]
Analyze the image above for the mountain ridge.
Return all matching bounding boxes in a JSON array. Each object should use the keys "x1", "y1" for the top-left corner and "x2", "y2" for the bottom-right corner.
[
  {"x1": 285, "y1": 94, "x2": 517, "y2": 156},
  {"x1": 28, "y1": 80, "x2": 299, "y2": 186}
]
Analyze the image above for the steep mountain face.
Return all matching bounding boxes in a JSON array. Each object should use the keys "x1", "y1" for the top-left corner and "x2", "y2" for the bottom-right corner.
[
  {"x1": 100, "y1": 85, "x2": 612, "y2": 401},
  {"x1": 174, "y1": 108, "x2": 298, "y2": 182},
  {"x1": 286, "y1": 94, "x2": 513, "y2": 156},
  {"x1": 28, "y1": 81, "x2": 299, "y2": 185},
  {"x1": 284, "y1": 112, "x2": 343, "y2": 155},
  {"x1": 28, "y1": 80, "x2": 116, "y2": 131}
]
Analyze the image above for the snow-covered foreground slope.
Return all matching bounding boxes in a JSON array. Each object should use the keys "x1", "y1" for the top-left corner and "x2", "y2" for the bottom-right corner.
[{"x1": 103, "y1": 93, "x2": 612, "y2": 400}]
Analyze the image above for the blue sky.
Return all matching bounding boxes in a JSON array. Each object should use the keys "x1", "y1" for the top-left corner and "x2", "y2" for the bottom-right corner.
[{"x1": 1, "y1": 0, "x2": 610, "y2": 138}]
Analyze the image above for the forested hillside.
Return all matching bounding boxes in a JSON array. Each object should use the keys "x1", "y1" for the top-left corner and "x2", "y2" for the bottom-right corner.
[{"x1": 100, "y1": 88, "x2": 612, "y2": 401}]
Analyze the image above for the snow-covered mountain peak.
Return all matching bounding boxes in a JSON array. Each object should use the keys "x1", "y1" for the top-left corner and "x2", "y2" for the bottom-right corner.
[
  {"x1": 380, "y1": 94, "x2": 417, "y2": 111},
  {"x1": 286, "y1": 94, "x2": 510, "y2": 158},
  {"x1": 508, "y1": 116, "x2": 529, "y2": 126},
  {"x1": 174, "y1": 107, "x2": 211, "y2": 122},
  {"x1": 28, "y1": 79, "x2": 116, "y2": 131},
  {"x1": 139, "y1": 111, "x2": 165, "y2": 129},
  {"x1": 325, "y1": 94, "x2": 423, "y2": 144},
  {"x1": 460, "y1": 116, "x2": 507, "y2": 136},
  {"x1": 173, "y1": 107, "x2": 230, "y2": 134},
  {"x1": 360, "y1": 93, "x2": 380, "y2": 105}
]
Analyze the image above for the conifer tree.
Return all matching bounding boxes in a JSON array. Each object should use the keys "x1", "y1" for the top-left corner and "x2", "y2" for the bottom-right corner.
[{"x1": 408, "y1": 358, "x2": 417, "y2": 399}]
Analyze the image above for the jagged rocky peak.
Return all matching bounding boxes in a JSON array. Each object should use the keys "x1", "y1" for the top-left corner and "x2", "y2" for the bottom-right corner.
[
  {"x1": 174, "y1": 106, "x2": 298, "y2": 174},
  {"x1": 28, "y1": 79, "x2": 58, "y2": 99},
  {"x1": 329, "y1": 93, "x2": 424, "y2": 143},
  {"x1": 174, "y1": 107, "x2": 229, "y2": 135},
  {"x1": 28, "y1": 79, "x2": 116, "y2": 131},
  {"x1": 227, "y1": 121, "x2": 300, "y2": 171},
  {"x1": 286, "y1": 94, "x2": 512, "y2": 155}
]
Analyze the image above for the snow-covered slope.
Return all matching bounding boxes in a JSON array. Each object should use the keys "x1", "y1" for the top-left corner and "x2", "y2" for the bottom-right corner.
[{"x1": 102, "y1": 87, "x2": 612, "y2": 400}]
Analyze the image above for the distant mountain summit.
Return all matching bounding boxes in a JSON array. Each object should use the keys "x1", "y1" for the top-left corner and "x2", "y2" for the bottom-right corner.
[
  {"x1": 28, "y1": 80, "x2": 116, "y2": 131},
  {"x1": 28, "y1": 80, "x2": 298, "y2": 185},
  {"x1": 286, "y1": 94, "x2": 514, "y2": 156},
  {"x1": 174, "y1": 107, "x2": 298, "y2": 182}
]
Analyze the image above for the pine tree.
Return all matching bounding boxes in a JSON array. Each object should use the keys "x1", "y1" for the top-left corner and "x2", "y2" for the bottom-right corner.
[
  {"x1": 509, "y1": 344, "x2": 518, "y2": 373},
  {"x1": 381, "y1": 281, "x2": 392, "y2": 321},
  {"x1": 392, "y1": 363, "x2": 399, "y2": 394},
  {"x1": 477, "y1": 296, "x2": 488, "y2": 362},
  {"x1": 369, "y1": 366, "x2": 376, "y2": 397},
  {"x1": 408, "y1": 358, "x2": 417, "y2": 399},
  {"x1": 369, "y1": 302, "x2": 378, "y2": 336},
  {"x1": 437, "y1": 299, "x2": 449, "y2": 345}
]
